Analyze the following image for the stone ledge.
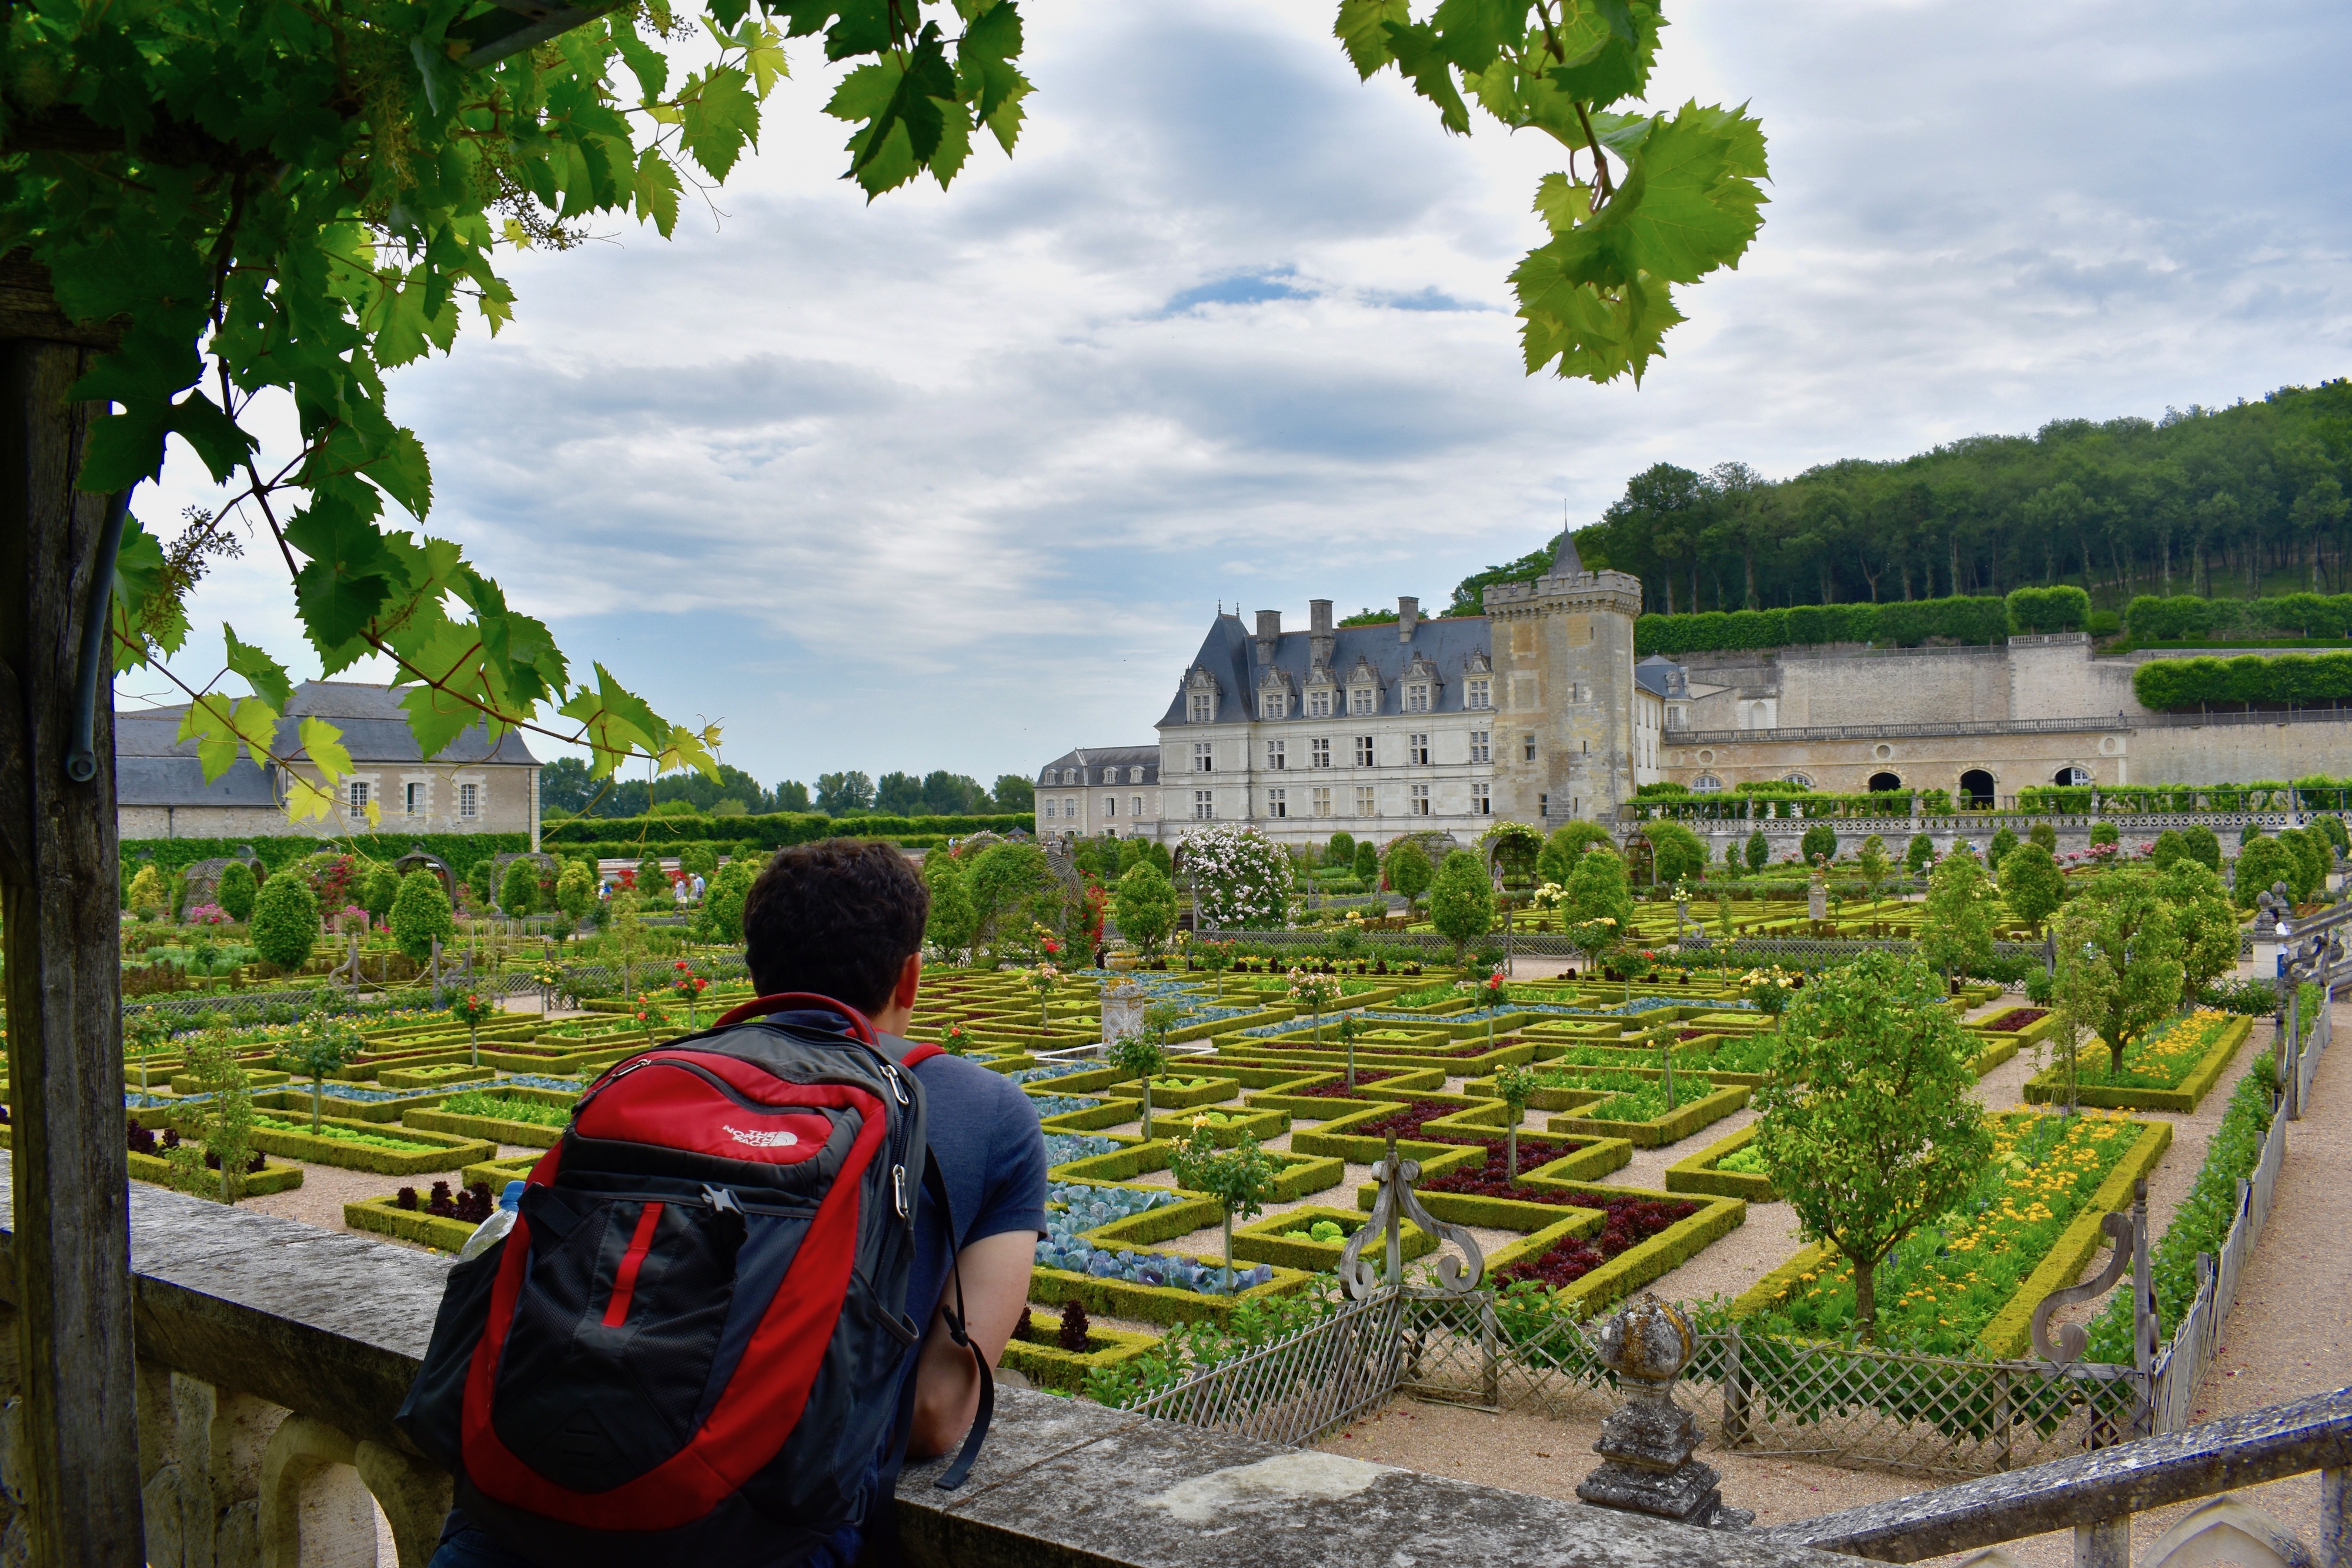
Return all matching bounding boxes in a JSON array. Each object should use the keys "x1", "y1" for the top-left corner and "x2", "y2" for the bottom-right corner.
[{"x1": 0, "y1": 1174, "x2": 1851, "y2": 1565}]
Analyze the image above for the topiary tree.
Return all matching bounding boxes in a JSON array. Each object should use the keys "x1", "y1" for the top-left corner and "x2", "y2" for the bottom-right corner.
[
  {"x1": 1919, "y1": 846, "x2": 1998, "y2": 987},
  {"x1": 2030, "y1": 820, "x2": 2060, "y2": 854},
  {"x1": 389, "y1": 869, "x2": 456, "y2": 963},
  {"x1": 2089, "y1": 820, "x2": 2120, "y2": 848},
  {"x1": 1751, "y1": 952, "x2": 1992, "y2": 1342},
  {"x1": 968, "y1": 841, "x2": 1057, "y2": 964},
  {"x1": 248, "y1": 872, "x2": 321, "y2": 973},
  {"x1": 279, "y1": 1015, "x2": 363, "y2": 1133},
  {"x1": 1112, "y1": 860, "x2": 1177, "y2": 957},
  {"x1": 1427, "y1": 850, "x2": 1496, "y2": 965},
  {"x1": 1996, "y1": 841, "x2": 2065, "y2": 937},
  {"x1": 1382, "y1": 839, "x2": 1434, "y2": 917},
  {"x1": 1561, "y1": 845, "x2": 1636, "y2": 971},
  {"x1": 2278, "y1": 827, "x2": 2328, "y2": 902},
  {"x1": 499, "y1": 858, "x2": 540, "y2": 918},
  {"x1": 126, "y1": 864, "x2": 166, "y2": 921},
  {"x1": 635, "y1": 854, "x2": 672, "y2": 907},
  {"x1": 1351, "y1": 838, "x2": 1380, "y2": 882},
  {"x1": 1494, "y1": 1062, "x2": 1539, "y2": 1179},
  {"x1": 1745, "y1": 829, "x2": 1770, "y2": 873},
  {"x1": 1988, "y1": 825, "x2": 2017, "y2": 870},
  {"x1": 919, "y1": 854, "x2": 977, "y2": 961},
  {"x1": 2056, "y1": 867, "x2": 2184, "y2": 1077},
  {"x1": 1327, "y1": 831, "x2": 1358, "y2": 869},
  {"x1": 1905, "y1": 833, "x2": 1935, "y2": 874},
  {"x1": 215, "y1": 861, "x2": 258, "y2": 922},
  {"x1": 1799, "y1": 823, "x2": 1838, "y2": 865},
  {"x1": 2232, "y1": 834, "x2": 2301, "y2": 910},
  {"x1": 2181, "y1": 823, "x2": 2223, "y2": 873},
  {"x1": 2150, "y1": 828, "x2": 2188, "y2": 870},
  {"x1": 1107, "y1": 1007, "x2": 1174, "y2": 1142}
]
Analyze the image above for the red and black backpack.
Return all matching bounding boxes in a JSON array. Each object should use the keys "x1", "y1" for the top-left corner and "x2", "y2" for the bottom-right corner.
[{"x1": 397, "y1": 994, "x2": 992, "y2": 1566}]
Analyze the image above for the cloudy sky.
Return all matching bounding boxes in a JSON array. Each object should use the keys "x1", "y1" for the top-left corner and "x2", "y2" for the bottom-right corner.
[{"x1": 133, "y1": 0, "x2": 2352, "y2": 795}]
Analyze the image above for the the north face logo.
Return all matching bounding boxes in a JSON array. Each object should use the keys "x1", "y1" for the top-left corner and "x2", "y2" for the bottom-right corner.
[{"x1": 723, "y1": 1125, "x2": 799, "y2": 1148}]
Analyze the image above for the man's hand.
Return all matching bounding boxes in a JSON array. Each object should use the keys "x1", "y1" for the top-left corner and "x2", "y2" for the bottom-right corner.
[{"x1": 906, "y1": 1229, "x2": 1035, "y2": 1458}]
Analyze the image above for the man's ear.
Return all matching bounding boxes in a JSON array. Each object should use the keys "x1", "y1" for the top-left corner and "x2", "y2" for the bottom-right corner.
[{"x1": 893, "y1": 950, "x2": 922, "y2": 1011}]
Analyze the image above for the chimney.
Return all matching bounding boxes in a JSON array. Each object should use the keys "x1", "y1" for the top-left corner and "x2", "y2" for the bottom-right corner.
[
  {"x1": 1255, "y1": 609, "x2": 1282, "y2": 665},
  {"x1": 1397, "y1": 596, "x2": 1419, "y2": 643},
  {"x1": 1308, "y1": 599, "x2": 1334, "y2": 668}
]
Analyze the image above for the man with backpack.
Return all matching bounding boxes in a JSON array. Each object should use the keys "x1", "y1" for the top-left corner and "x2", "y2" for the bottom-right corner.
[{"x1": 406, "y1": 838, "x2": 1049, "y2": 1566}]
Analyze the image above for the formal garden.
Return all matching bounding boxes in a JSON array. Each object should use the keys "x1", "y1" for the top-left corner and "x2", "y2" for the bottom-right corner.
[{"x1": 0, "y1": 805, "x2": 2329, "y2": 1491}]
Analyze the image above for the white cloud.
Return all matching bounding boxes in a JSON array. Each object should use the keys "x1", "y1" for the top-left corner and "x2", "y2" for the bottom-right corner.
[{"x1": 136, "y1": 0, "x2": 2352, "y2": 791}]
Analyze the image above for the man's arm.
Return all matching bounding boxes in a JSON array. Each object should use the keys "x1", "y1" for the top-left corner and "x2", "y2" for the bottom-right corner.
[{"x1": 905, "y1": 1229, "x2": 1035, "y2": 1459}]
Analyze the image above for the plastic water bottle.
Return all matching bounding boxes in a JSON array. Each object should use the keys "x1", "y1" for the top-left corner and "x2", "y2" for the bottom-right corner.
[{"x1": 457, "y1": 1181, "x2": 526, "y2": 1262}]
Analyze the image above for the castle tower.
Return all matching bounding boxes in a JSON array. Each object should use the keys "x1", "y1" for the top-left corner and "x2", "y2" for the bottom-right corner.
[{"x1": 1483, "y1": 533, "x2": 1644, "y2": 824}]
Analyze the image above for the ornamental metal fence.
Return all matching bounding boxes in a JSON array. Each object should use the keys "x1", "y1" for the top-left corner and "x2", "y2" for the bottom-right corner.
[
  {"x1": 116, "y1": 952, "x2": 751, "y2": 1030},
  {"x1": 1131, "y1": 1288, "x2": 2146, "y2": 1478}
]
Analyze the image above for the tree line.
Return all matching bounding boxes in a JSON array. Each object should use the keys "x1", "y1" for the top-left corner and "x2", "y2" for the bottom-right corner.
[
  {"x1": 1448, "y1": 380, "x2": 2352, "y2": 618},
  {"x1": 540, "y1": 758, "x2": 1036, "y2": 819}
]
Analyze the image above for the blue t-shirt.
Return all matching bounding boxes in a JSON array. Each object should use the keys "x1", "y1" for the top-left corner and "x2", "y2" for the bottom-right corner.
[{"x1": 903, "y1": 1049, "x2": 1051, "y2": 1323}]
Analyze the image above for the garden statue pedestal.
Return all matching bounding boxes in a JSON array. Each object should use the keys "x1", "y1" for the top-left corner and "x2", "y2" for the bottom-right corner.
[
  {"x1": 1577, "y1": 1293, "x2": 1752, "y2": 1530},
  {"x1": 1100, "y1": 977, "x2": 1146, "y2": 1045},
  {"x1": 1806, "y1": 872, "x2": 1828, "y2": 924}
]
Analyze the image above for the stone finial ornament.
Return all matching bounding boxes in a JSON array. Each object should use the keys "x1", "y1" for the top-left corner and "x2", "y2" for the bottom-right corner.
[{"x1": 1577, "y1": 1294, "x2": 1752, "y2": 1530}]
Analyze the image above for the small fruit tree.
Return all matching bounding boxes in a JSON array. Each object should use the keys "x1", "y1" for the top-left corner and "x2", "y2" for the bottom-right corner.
[
  {"x1": 449, "y1": 991, "x2": 501, "y2": 1068},
  {"x1": 215, "y1": 861, "x2": 258, "y2": 922},
  {"x1": 1428, "y1": 850, "x2": 1497, "y2": 965},
  {"x1": 556, "y1": 860, "x2": 600, "y2": 935},
  {"x1": 2054, "y1": 867, "x2": 2184, "y2": 1077},
  {"x1": 1560, "y1": 845, "x2": 1635, "y2": 974},
  {"x1": 1287, "y1": 968, "x2": 1344, "y2": 1045},
  {"x1": 1459, "y1": 967, "x2": 1508, "y2": 1048},
  {"x1": 1919, "y1": 846, "x2": 1999, "y2": 988},
  {"x1": 1168, "y1": 1123, "x2": 1282, "y2": 1290},
  {"x1": 171, "y1": 1025, "x2": 258, "y2": 1205},
  {"x1": 1107, "y1": 1004, "x2": 1177, "y2": 1142},
  {"x1": 1996, "y1": 842, "x2": 2066, "y2": 937},
  {"x1": 2164, "y1": 861, "x2": 2242, "y2": 1009},
  {"x1": 280, "y1": 1015, "x2": 364, "y2": 1133},
  {"x1": 1184, "y1": 827, "x2": 1295, "y2": 931},
  {"x1": 1335, "y1": 1011, "x2": 1364, "y2": 1093},
  {"x1": 500, "y1": 859, "x2": 540, "y2": 919},
  {"x1": 1493, "y1": 1062, "x2": 1539, "y2": 1179},
  {"x1": 1752, "y1": 953, "x2": 1991, "y2": 1342}
]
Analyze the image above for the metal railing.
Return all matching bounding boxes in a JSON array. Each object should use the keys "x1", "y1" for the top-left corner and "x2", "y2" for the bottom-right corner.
[{"x1": 1130, "y1": 1288, "x2": 1407, "y2": 1446}]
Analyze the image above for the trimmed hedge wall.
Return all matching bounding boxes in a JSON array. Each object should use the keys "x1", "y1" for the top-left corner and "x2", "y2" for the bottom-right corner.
[
  {"x1": 1665, "y1": 1125, "x2": 1772, "y2": 1202},
  {"x1": 1633, "y1": 596, "x2": 2013, "y2": 657},
  {"x1": 0, "y1": 1125, "x2": 304, "y2": 1195},
  {"x1": 345, "y1": 1196, "x2": 485, "y2": 1252},
  {"x1": 233, "y1": 1111, "x2": 496, "y2": 1174},
  {"x1": 1544, "y1": 1083, "x2": 1753, "y2": 1149},
  {"x1": 540, "y1": 811, "x2": 1033, "y2": 851},
  {"x1": 2022, "y1": 1015, "x2": 2252, "y2": 1113},
  {"x1": 1230, "y1": 1205, "x2": 1436, "y2": 1272},
  {"x1": 2133, "y1": 650, "x2": 2352, "y2": 711},
  {"x1": 403, "y1": 1105, "x2": 567, "y2": 1148},
  {"x1": 999, "y1": 1316, "x2": 1162, "y2": 1392},
  {"x1": 2126, "y1": 591, "x2": 2352, "y2": 643},
  {"x1": 1023, "y1": 1260, "x2": 1318, "y2": 1327},
  {"x1": 121, "y1": 831, "x2": 529, "y2": 878}
]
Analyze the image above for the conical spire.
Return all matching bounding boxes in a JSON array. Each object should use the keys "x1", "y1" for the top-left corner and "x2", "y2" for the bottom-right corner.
[{"x1": 1553, "y1": 529, "x2": 1584, "y2": 576}]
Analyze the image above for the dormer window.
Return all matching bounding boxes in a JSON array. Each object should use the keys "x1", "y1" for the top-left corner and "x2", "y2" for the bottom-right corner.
[
  {"x1": 1405, "y1": 684, "x2": 1431, "y2": 713},
  {"x1": 1191, "y1": 693, "x2": 1213, "y2": 723},
  {"x1": 1466, "y1": 678, "x2": 1491, "y2": 710},
  {"x1": 1309, "y1": 690, "x2": 1331, "y2": 718},
  {"x1": 1349, "y1": 687, "x2": 1375, "y2": 716},
  {"x1": 1260, "y1": 694, "x2": 1287, "y2": 720}
]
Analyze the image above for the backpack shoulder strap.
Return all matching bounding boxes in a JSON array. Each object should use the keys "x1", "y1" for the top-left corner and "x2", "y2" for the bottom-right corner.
[{"x1": 880, "y1": 1034, "x2": 947, "y2": 1071}]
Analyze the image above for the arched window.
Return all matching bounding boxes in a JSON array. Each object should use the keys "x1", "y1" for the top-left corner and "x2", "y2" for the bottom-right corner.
[
  {"x1": 1782, "y1": 772, "x2": 1814, "y2": 790},
  {"x1": 1691, "y1": 773, "x2": 1723, "y2": 793},
  {"x1": 1867, "y1": 771, "x2": 1902, "y2": 793},
  {"x1": 1960, "y1": 768, "x2": 1996, "y2": 807},
  {"x1": 2054, "y1": 765, "x2": 2092, "y2": 787}
]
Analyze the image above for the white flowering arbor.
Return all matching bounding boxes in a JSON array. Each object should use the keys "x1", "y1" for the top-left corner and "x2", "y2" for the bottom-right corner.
[{"x1": 1178, "y1": 827, "x2": 1295, "y2": 932}]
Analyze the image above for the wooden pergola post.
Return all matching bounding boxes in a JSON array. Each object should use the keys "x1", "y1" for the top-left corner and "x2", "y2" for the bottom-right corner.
[{"x1": 0, "y1": 253, "x2": 147, "y2": 1564}]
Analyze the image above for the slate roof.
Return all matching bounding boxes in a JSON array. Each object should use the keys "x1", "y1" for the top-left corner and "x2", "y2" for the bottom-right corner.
[
  {"x1": 1157, "y1": 612, "x2": 1496, "y2": 726},
  {"x1": 115, "y1": 681, "x2": 537, "y2": 808},
  {"x1": 1039, "y1": 745, "x2": 1160, "y2": 787},
  {"x1": 1635, "y1": 655, "x2": 1686, "y2": 699}
]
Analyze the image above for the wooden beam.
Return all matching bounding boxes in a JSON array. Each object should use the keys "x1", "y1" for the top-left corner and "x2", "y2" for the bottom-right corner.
[{"x1": 0, "y1": 270, "x2": 146, "y2": 1564}]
